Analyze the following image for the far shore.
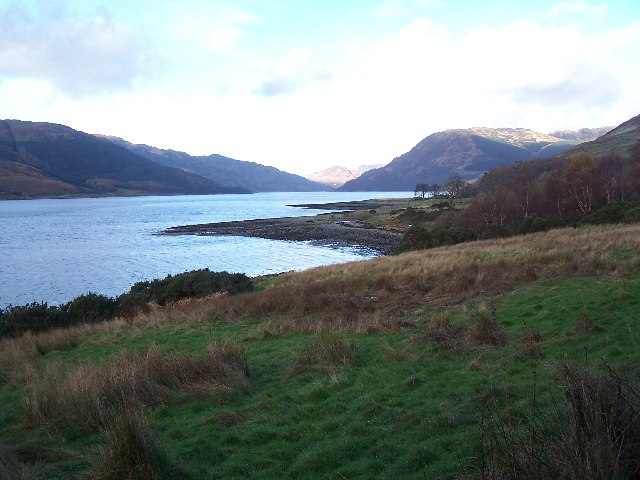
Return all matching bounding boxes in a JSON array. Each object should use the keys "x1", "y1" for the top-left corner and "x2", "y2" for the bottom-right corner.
[{"x1": 161, "y1": 198, "x2": 410, "y2": 255}]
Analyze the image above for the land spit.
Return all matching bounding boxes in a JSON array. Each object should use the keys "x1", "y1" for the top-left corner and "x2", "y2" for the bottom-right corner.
[{"x1": 161, "y1": 198, "x2": 408, "y2": 255}]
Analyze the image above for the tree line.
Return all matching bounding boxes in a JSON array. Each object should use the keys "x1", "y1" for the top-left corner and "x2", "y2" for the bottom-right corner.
[
  {"x1": 414, "y1": 175, "x2": 474, "y2": 201},
  {"x1": 466, "y1": 152, "x2": 640, "y2": 233},
  {"x1": 401, "y1": 150, "x2": 640, "y2": 253}
]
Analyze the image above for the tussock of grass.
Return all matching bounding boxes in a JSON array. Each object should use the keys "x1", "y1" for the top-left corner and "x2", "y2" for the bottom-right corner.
[
  {"x1": 575, "y1": 312, "x2": 605, "y2": 334},
  {"x1": 90, "y1": 408, "x2": 187, "y2": 480},
  {"x1": 466, "y1": 311, "x2": 506, "y2": 348},
  {"x1": 480, "y1": 365, "x2": 640, "y2": 479},
  {"x1": 0, "y1": 443, "x2": 23, "y2": 480},
  {"x1": 409, "y1": 309, "x2": 506, "y2": 354},
  {"x1": 22, "y1": 340, "x2": 248, "y2": 431},
  {"x1": 383, "y1": 341, "x2": 415, "y2": 361},
  {"x1": 287, "y1": 335, "x2": 355, "y2": 379}
]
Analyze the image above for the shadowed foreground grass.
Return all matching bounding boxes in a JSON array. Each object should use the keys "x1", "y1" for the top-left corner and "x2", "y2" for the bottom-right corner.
[{"x1": 0, "y1": 223, "x2": 639, "y2": 478}]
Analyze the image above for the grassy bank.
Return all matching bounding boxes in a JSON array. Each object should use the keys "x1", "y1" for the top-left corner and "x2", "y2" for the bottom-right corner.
[{"x1": 1, "y1": 222, "x2": 639, "y2": 478}]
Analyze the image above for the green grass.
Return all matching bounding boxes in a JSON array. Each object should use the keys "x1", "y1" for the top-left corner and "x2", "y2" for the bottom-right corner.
[{"x1": 1, "y1": 274, "x2": 639, "y2": 478}]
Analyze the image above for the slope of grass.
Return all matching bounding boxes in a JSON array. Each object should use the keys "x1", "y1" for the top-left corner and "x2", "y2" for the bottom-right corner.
[{"x1": 0, "y1": 223, "x2": 639, "y2": 478}]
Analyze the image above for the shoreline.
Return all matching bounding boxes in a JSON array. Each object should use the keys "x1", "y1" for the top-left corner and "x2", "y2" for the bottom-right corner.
[{"x1": 161, "y1": 198, "x2": 409, "y2": 255}]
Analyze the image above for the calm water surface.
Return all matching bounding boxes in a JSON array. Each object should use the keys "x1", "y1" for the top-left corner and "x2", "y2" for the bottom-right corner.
[{"x1": 0, "y1": 192, "x2": 409, "y2": 308}]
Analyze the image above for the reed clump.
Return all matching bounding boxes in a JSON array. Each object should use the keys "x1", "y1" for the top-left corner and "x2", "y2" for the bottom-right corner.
[
  {"x1": 22, "y1": 340, "x2": 248, "y2": 431},
  {"x1": 287, "y1": 334, "x2": 355, "y2": 379},
  {"x1": 90, "y1": 407, "x2": 187, "y2": 480},
  {"x1": 479, "y1": 364, "x2": 640, "y2": 479}
]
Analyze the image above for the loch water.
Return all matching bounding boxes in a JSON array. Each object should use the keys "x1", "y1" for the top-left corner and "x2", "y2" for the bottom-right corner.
[{"x1": 0, "y1": 192, "x2": 409, "y2": 308}]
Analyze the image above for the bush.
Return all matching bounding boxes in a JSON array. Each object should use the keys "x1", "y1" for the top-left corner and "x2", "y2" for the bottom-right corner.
[
  {"x1": 0, "y1": 302, "x2": 61, "y2": 337},
  {"x1": 574, "y1": 201, "x2": 640, "y2": 227},
  {"x1": 518, "y1": 215, "x2": 551, "y2": 234},
  {"x1": 59, "y1": 293, "x2": 118, "y2": 327},
  {"x1": 118, "y1": 269, "x2": 253, "y2": 307},
  {"x1": 1, "y1": 269, "x2": 254, "y2": 338}
]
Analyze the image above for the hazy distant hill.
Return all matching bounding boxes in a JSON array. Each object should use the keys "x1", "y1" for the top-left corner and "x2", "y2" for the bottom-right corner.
[
  {"x1": 339, "y1": 127, "x2": 608, "y2": 191},
  {"x1": 305, "y1": 164, "x2": 383, "y2": 187},
  {"x1": 104, "y1": 137, "x2": 329, "y2": 193},
  {"x1": 0, "y1": 120, "x2": 246, "y2": 199},
  {"x1": 548, "y1": 127, "x2": 612, "y2": 143}
]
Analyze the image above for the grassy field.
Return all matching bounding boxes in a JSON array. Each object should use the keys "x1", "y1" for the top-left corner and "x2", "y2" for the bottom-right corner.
[{"x1": 1, "y1": 222, "x2": 639, "y2": 479}]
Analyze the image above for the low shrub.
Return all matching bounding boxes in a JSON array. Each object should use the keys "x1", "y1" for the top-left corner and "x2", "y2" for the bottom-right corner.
[
  {"x1": 118, "y1": 269, "x2": 253, "y2": 307},
  {"x1": 1, "y1": 270, "x2": 254, "y2": 338},
  {"x1": 574, "y1": 201, "x2": 640, "y2": 227}
]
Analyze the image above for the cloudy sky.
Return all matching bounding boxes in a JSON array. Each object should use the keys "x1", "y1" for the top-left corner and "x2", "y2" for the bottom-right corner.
[{"x1": 1, "y1": 0, "x2": 639, "y2": 175}]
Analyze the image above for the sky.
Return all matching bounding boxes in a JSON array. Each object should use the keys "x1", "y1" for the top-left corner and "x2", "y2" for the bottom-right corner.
[{"x1": 1, "y1": 0, "x2": 639, "y2": 175}]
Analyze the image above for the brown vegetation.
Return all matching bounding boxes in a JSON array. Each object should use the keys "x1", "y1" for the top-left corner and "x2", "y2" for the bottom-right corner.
[
  {"x1": 90, "y1": 408, "x2": 187, "y2": 480},
  {"x1": 1, "y1": 223, "x2": 637, "y2": 382},
  {"x1": 480, "y1": 364, "x2": 640, "y2": 479},
  {"x1": 200, "y1": 223, "x2": 639, "y2": 333},
  {"x1": 287, "y1": 335, "x2": 355, "y2": 379},
  {"x1": 22, "y1": 341, "x2": 248, "y2": 431}
]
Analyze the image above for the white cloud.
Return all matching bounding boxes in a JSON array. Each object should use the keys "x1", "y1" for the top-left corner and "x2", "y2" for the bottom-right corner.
[
  {"x1": 0, "y1": 2, "x2": 147, "y2": 95},
  {"x1": 2, "y1": 3, "x2": 639, "y2": 176},
  {"x1": 254, "y1": 47, "x2": 333, "y2": 97}
]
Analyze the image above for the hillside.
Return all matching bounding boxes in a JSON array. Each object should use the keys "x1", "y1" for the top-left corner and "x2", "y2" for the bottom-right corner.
[
  {"x1": 0, "y1": 120, "x2": 247, "y2": 199},
  {"x1": 339, "y1": 127, "x2": 605, "y2": 191},
  {"x1": 1, "y1": 222, "x2": 639, "y2": 478},
  {"x1": 104, "y1": 137, "x2": 329, "y2": 193},
  {"x1": 305, "y1": 164, "x2": 383, "y2": 187},
  {"x1": 479, "y1": 113, "x2": 640, "y2": 194}
]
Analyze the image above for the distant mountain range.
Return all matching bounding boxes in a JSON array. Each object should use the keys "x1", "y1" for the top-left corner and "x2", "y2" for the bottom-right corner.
[
  {"x1": 0, "y1": 120, "x2": 327, "y2": 199},
  {"x1": 339, "y1": 127, "x2": 611, "y2": 191},
  {"x1": 103, "y1": 137, "x2": 328, "y2": 193},
  {"x1": 305, "y1": 164, "x2": 383, "y2": 187},
  {"x1": 1, "y1": 119, "x2": 625, "y2": 200}
]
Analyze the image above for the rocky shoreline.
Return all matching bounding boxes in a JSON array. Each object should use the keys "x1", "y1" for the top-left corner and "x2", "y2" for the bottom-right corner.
[{"x1": 161, "y1": 199, "x2": 409, "y2": 255}]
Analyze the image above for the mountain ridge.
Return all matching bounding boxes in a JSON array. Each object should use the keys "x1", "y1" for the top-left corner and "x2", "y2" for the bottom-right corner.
[
  {"x1": 103, "y1": 136, "x2": 329, "y2": 193},
  {"x1": 339, "y1": 126, "x2": 610, "y2": 192},
  {"x1": 0, "y1": 120, "x2": 246, "y2": 199}
]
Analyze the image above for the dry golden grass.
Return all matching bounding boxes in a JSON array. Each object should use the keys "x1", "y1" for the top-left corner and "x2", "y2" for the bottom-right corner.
[
  {"x1": 22, "y1": 340, "x2": 248, "y2": 431},
  {"x1": 287, "y1": 334, "x2": 355, "y2": 379},
  {"x1": 199, "y1": 223, "x2": 640, "y2": 333},
  {"x1": 482, "y1": 364, "x2": 640, "y2": 479},
  {"x1": 0, "y1": 318, "x2": 138, "y2": 386},
  {"x1": 2, "y1": 222, "x2": 638, "y2": 370},
  {"x1": 89, "y1": 407, "x2": 187, "y2": 480}
]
